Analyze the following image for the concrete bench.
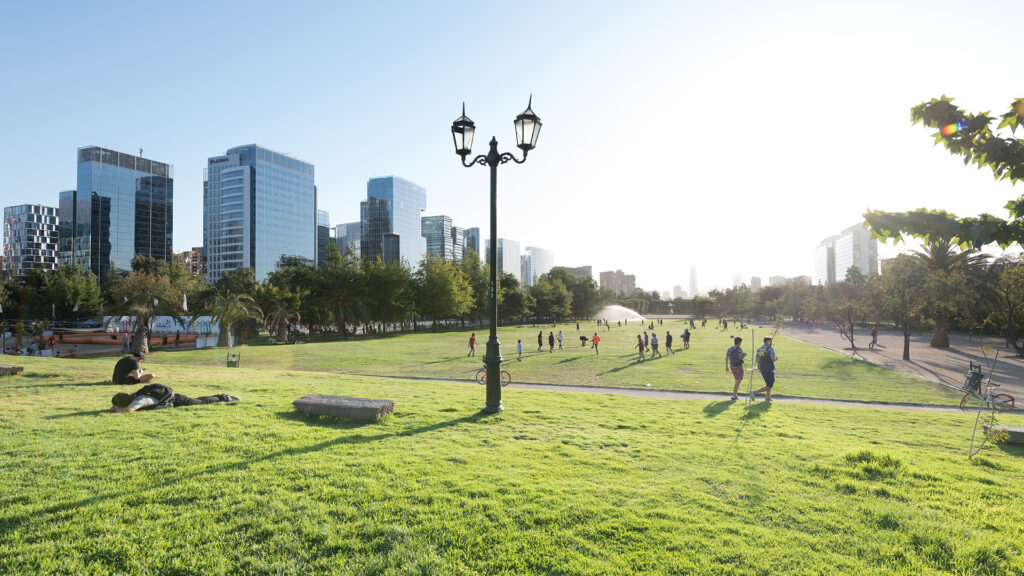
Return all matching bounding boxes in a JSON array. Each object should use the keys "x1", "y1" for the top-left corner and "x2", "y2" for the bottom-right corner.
[
  {"x1": 0, "y1": 364, "x2": 24, "y2": 376},
  {"x1": 293, "y1": 394, "x2": 394, "y2": 421},
  {"x1": 984, "y1": 425, "x2": 1024, "y2": 445}
]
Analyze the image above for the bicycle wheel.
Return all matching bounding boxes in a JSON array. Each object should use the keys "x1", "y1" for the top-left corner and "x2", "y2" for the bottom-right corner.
[
  {"x1": 960, "y1": 393, "x2": 972, "y2": 410},
  {"x1": 500, "y1": 371, "x2": 511, "y2": 387},
  {"x1": 475, "y1": 369, "x2": 487, "y2": 385},
  {"x1": 991, "y1": 393, "x2": 1015, "y2": 412}
]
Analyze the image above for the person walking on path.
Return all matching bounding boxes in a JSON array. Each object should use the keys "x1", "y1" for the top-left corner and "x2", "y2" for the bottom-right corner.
[
  {"x1": 121, "y1": 333, "x2": 130, "y2": 354},
  {"x1": 750, "y1": 337, "x2": 778, "y2": 402},
  {"x1": 537, "y1": 331, "x2": 544, "y2": 352},
  {"x1": 635, "y1": 334, "x2": 646, "y2": 361},
  {"x1": 725, "y1": 337, "x2": 746, "y2": 400},
  {"x1": 517, "y1": 339, "x2": 523, "y2": 361},
  {"x1": 650, "y1": 333, "x2": 662, "y2": 358},
  {"x1": 643, "y1": 331, "x2": 649, "y2": 352},
  {"x1": 576, "y1": 322, "x2": 579, "y2": 331},
  {"x1": 557, "y1": 331, "x2": 563, "y2": 349},
  {"x1": 683, "y1": 329, "x2": 691, "y2": 350},
  {"x1": 869, "y1": 325, "x2": 878, "y2": 351},
  {"x1": 548, "y1": 331, "x2": 555, "y2": 353},
  {"x1": 175, "y1": 330, "x2": 181, "y2": 348},
  {"x1": 592, "y1": 333, "x2": 600, "y2": 355},
  {"x1": 468, "y1": 333, "x2": 477, "y2": 357},
  {"x1": 665, "y1": 331, "x2": 674, "y2": 354}
]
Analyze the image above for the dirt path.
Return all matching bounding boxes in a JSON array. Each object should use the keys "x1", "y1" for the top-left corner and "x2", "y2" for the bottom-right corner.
[{"x1": 782, "y1": 325, "x2": 1024, "y2": 402}]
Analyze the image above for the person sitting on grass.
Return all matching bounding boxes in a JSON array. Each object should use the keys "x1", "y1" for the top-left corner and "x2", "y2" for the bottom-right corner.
[
  {"x1": 112, "y1": 352, "x2": 155, "y2": 385},
  {"x1": 111, "y1": 383, "x2": 239, "y2": 412}
]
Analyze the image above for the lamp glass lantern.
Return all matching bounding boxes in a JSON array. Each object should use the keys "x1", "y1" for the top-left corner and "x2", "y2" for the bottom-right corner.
[
  {"x1": 514, "y1": 96, "x2": 542, "y2": 152},
  {"x1": 451, "y1": 104, "x2": 475, "y2": 157}
]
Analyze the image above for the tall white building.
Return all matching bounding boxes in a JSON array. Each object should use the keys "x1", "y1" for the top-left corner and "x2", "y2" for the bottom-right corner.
[
  {"x1": 521, "y1": 246, "x2": 555, "y2": 286},
  {"x1": 334, "y1": 221, "x2": 361, "y2": 257},
  {"x1": 689, "y1": 265, "x2": 698, "y2": 298},
  {"x1": 814, "y1": 223, "x2": 878, "y2": 286}
]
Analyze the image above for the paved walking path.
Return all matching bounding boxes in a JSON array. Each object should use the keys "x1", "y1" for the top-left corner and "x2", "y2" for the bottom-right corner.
[
  {"x1": 355, "y1": 373, "x2": 984, "y2": 414},
  {"x1": 782, "y1": 325, "x2": 1024, "y2": 401}
]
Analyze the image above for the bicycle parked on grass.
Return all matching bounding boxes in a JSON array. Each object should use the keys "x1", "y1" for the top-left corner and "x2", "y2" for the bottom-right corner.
[
  {"x1": 959, "y1": 360, "x2": 1014, "y2": 412},
  {"x1": 476, "y1": 366, "x2": 511, "y2": 387}
]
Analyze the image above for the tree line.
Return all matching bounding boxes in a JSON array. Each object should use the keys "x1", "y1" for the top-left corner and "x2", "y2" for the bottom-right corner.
[{"x1": 0, "y1": 244, "x2": 623, "y2": 353}]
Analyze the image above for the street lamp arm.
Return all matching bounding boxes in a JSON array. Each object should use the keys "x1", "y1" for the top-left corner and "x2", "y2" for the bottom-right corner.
[
  {"x1": 499, "y1": 150, "x2": 528, "y2": 165},
  {"x1": 461, "y1": 154, "x2": 489, "y2": 168}
]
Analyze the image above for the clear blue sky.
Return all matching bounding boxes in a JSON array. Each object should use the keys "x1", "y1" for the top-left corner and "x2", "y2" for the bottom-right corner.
[{"x1": 1, "y1": 0, "x2": 1020, "y2": 293}]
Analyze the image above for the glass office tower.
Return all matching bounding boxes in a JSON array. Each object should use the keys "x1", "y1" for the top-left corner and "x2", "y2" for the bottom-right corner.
[
  {"x1": 464, "y1": 227, "x2": 480, "y2": 257},
  {"x1": 59, "y1": 147, "x2": 173, "y2": 283},
  {"x1": 485, "y1": 238, "x2": 521, "y2": 283},
  {"x1": 333, "y1": 221, "x2": 361, "y2": 257},
  {"x1": 522, "y1": 246, "x2": 555, "y2": 286},
  {"x1": 4, "y1": 204, "x2": 59, "y2": 278},
  {"x1": 204, "y1": 145, "x2": 315, "y2": 282},
  {"x1": 360, "y1": 176, "x2": 426, "y2": 266},
  {"x1": 421, "y1": 215, "x2": 453, "y2": 260},
  {"x1": 317, "y1": 209, "x2": 331, "y2": 268}
]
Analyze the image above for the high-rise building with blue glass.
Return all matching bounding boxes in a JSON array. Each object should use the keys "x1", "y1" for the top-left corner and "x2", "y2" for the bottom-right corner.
[
  {"x1": 422, "y1": 215, "x2": 454, "y2": 261},
  {"x1": 317, "y1": 209, "x2": 331, "y2": 268},
  {"x1": 204, "y1": 144, "x2": 315, "y2": 282},
  {"x1": 333, "y1": 221, "x2": 361, "y2": 257},
  {"x1": 4, "y1": 204, "x2": 59, "y2": 278},
  {"x1": 360, "y1": 176, "x2": 426, "y2": 266},
  {"x1": 464, "y1": 227, "x2": 480, "y2": 257},
  {"x1": 59, "y1": 147, "x2": 173, "y2": 283}
]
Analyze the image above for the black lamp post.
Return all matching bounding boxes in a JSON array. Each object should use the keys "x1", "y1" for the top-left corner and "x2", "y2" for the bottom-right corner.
[{"x1": 452, "y1": 97, "x2": 542, "y2": 412}]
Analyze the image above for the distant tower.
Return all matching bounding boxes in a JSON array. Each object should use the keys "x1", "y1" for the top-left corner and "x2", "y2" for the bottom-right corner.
[{"x1": 689, "y1": 265, "x2": 698, "y2": 298}]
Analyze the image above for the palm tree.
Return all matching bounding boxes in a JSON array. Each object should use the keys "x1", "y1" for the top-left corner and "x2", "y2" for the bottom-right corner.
[
  {"x1": 913, "y1": 241, "x2": 990, "y2": 348},
  {"x1": 213, "y1": 293, "x2": 262, "y2": 348}
]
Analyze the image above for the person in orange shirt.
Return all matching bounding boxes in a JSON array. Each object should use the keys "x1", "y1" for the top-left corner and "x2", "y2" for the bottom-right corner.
[{"x1": 592, "y1": 333, "x2": 600, "y2": 355}]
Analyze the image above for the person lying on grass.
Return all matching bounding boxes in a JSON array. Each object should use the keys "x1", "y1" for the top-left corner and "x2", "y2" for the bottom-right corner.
[
  {"x1": 112, "y1": 352, "x2": 155, "y2": 385},
  {"x1": 111, "y1": 383, "x2": 239, "y2": 413}
]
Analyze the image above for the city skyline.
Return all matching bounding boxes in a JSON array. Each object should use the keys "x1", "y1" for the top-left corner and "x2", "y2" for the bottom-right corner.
[{"x1": 2, "y1": 2, "x2": 1022, "y2": 291}]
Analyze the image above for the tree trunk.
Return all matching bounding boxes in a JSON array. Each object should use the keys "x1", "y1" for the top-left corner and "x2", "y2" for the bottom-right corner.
[
  {"x1": 218, "y1": 321, "x2": 233, "y2": 347},
  {"x1": 902, "y1": 330, "x2": 911, "y2": 361},
  {"x1": 337, "y1": 306, "x2": 347, "y2": 340},
  {"x1": 930, "y1": 317, "x2": 950, "y2": 348},
  {"x1": 132, "y1": 322, "x2": 149, "y2": 355},
  {"x1": 277, "y1": 323, "x2": 288, "y2": 342},
  {"x1": 1006, "y1": 310, "x2": 1016, "y2": 352}
]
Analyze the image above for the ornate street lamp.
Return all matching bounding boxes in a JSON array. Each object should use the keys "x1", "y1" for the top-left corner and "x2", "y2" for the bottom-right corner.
[{"x1": 452, "y1": 97, "x2": 542, "y2": 412}]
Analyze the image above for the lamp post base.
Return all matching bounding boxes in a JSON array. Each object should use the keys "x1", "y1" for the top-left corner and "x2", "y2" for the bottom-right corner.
[{"x1": 482, "y1": 339, "x2": 503, "y2": 412}]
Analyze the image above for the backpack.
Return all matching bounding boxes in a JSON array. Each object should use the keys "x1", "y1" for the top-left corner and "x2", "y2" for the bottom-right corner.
[
  {"x1": 132, "y1": 384, "x2": 175, "y2": 408},
  {"x1": 758, "y1": 348, "x2": 775, "y2": 372},
  {"x1": 728, "y1": 346, "x2": 743, "y2": 366}
]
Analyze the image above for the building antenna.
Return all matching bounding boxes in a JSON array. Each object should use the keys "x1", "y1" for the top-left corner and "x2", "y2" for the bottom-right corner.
[{"x1": 139, "y1": 147, "x2": 143, "y2": 158}]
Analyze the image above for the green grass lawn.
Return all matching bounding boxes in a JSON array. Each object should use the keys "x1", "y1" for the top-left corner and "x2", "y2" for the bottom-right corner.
[
  {"x1": 146, "y1": 320, "x2": 961, "y2": 405},
  {"x1": 1, "y1": 347, "x2": 1023, "y2": 575}
]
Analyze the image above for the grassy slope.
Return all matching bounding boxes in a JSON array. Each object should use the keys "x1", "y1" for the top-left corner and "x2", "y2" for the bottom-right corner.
[
  {"x1": 1, "y1": 354, "x2": 1022, "y2": 575},
  {"x1": 146, "y1": 320, "x2": 961, "y2": 405}
]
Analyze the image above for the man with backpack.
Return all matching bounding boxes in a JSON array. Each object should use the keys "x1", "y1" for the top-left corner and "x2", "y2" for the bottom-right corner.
[
  {"x1": 725, "y1": 336, "x2": 746, "y2": 400},
  {"x1": 110, "y1": 383, "x2": 238, "y2": 412},
  {"x1": 750, "y1": 337, "x2": 778, "y2": 402}
]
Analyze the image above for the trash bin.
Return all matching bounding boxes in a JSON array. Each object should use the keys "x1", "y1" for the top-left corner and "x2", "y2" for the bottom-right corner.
[{"x1": 226, "y1": 353, "x2": 241, "y2": 368}]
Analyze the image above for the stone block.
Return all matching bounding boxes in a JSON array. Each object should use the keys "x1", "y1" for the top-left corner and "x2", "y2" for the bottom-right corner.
[
  {"x1": 984, "y1": 425, "x2": 1024, "y2": 445},
  {"x1": 0, "y1": 364, "x2": 24, "y2": 376},
  {"x1": 293, "y1": 394, "x2": 394, "y2": 421}
]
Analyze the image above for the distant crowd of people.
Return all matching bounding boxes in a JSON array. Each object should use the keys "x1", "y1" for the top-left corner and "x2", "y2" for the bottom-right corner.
[{"x1": 468, "y1": 317, "x2": 779, "y2": 400}]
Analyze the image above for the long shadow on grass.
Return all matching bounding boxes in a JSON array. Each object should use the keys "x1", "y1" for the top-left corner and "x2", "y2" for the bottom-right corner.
[
  {"x1": 719, "y1": 402, "x2": 772, "y2": 457},
  {"x1": 0, "y1": 410, "x2": 496, "y2": 534},
  {"x1": 702, "y1": 401, "x2": 733, "y2": 417},
  {"x1": 42, "y1": 409, "x2": 111, "y2": 419},
  {"x1": 18, "y1": 380, "x2": 112, "y2": 391},
  {"x1": 597, "y1": 361, "x2": 644, "y2": 376}
]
